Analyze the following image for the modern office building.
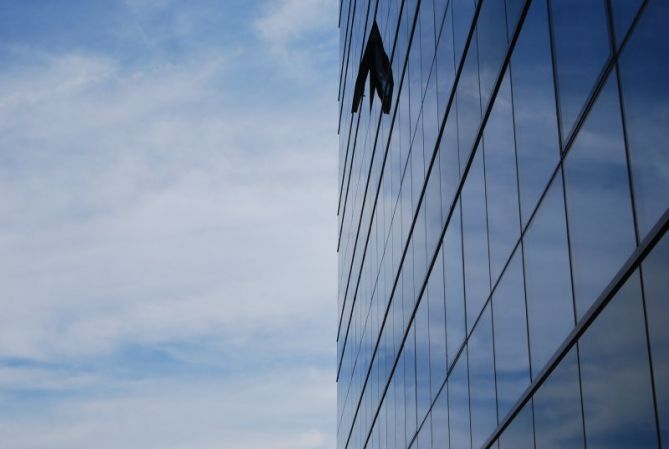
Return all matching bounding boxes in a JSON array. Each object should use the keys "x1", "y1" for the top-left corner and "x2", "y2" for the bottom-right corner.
[{"x1": 336, "y1": 1, "x2": 668, "y2": 449}]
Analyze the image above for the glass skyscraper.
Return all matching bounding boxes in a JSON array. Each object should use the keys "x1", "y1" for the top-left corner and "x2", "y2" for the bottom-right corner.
[{"x1": 336, "y1": 1, "x2": 668, "y2": 449}]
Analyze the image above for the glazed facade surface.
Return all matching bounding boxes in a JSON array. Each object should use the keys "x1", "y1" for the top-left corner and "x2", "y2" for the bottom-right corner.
[{"x1": 336, "y1": 1, "x2": 669, "y2": 449}]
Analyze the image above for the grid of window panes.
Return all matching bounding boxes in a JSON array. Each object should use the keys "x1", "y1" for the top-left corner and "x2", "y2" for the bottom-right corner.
[{"x1": 336, "y1": 1, "x2": 669, "y2": 449}]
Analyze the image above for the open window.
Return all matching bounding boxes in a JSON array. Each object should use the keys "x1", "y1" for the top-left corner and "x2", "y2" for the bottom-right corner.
[{"x1": 351, "y1": 21, "x2": 394, "y2": 114}]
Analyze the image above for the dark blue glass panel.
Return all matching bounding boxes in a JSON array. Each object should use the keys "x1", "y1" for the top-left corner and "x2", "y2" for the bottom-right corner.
[
  {"x1": 476, "y1": 0, "x2": 508, "y2": 108},
  {"x1": 533, "y1": 348, "x2": 585, "y2": 449},
  {"x1": 452, "y1": 0, "x2": 476, "y2": 65},
  {"x1": 416, "y1": 290, "x2": 432, "y2": 421},
  {"x1": 428, "y1": 247, "x2": 448, "y2": 399},
  {"x1": 462, "y1": 148, "x2": 491, "y2": 333},
  {"x1": 439, "y1": 113, "x2": 460, "y2": 219},
  {"x1": 511, "y1": 0, "x2": 560, "y2": 226},
  {"x1": 448, "y1": 352, "x2": 471, "y2": 449},
  {"x1": 619, "y1": 0, "x2": 669, "y2": 238},
  {"x1": 425, "y1": 151, "x2": 443, "y2": 254},
  {"x1": 431, "y1": 387, "x2": 450, "y2": 448},
  {"x1": 563, "y1": 73, "x2": 636, "y2": 318},
  {"x1": 641, "y1": 233, "x2": 669, "y2": 445},
  {"x1": 456, "y1": 36, "x2": 482, "y2": 164},
  {"x1": 550, "y1": 0, "x2": 611, "y2": 138},
  {"x1": 492, "y1": 249, "x2": 530, "y2": 418},
  {"x1": 505, "y1": 0, "x2": 524, "y2": 39},
  {"x1": 578, "y1": 272, "x2": 658, "y2": 449},
  {"x1": 483, "y1": 72, "x2": 521, "y2": 283},
  {"x1": 523, "y1": 173, "x2": 574, "y2": 376},
  {"x1": 444, "y1": 202, "x2": 466, "y2": 368},
  {"x1": 498, "y1": 399, "x2": 535, "y2": 449},
  {"x1": 436, "y1": 3, "x2": 456, "y2": 117},
  {"x1": 610, "y1": 0, "x2": 643, "y2": 46},
  {"x1": 406, "y1": 324, "x2": 418, "y2": 439},
  {"x1": 469, "y1": 304, "x2": 498, "y2": 449}
]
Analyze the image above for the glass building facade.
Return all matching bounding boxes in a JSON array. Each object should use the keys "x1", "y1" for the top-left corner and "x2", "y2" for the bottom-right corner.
[{"x1": 336, "y1": 1, "x2": 669, "y2": 449}]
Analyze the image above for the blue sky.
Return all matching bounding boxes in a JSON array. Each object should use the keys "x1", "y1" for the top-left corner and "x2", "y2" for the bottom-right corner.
[{"x1": 0, "y1": 1, "x2": 338, "y2": 448}]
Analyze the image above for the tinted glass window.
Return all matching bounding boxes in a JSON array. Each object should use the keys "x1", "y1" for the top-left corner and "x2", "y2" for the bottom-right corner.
[
  {"x1": 469, "y1": 304, "x2": 498, "y2": 449},
  {"x1": 533, "y1": 349, "x2": 585, "y2": 449},
  {"x1": 436, "y1": 3, "x2": 456, "y2": 116},
  {"x1": 406, "y1": 324, "x2": 418, "y2": 437},
  {"x1": 462, "y1": 148, "x2": 491, "y2": 333},
  {"x1": 523, "y1": 173, "x2": 575, "y2": 375},
  {"x1": 431, "y1": 386, "x2": 450, "y2": 448},
  {"x1": 428, "y1": 247, "x2": 447, "y2": 398},
  {"x1": 499, "y1": 400, "x2": 535, "y2": 449},
  {"x1": 452, "y1": 0, "x2": 476, "y2": 65},
  {"x1": 456, "y1": 37, "x2": 482, "y2": 164},
  {"x1": 610, "y1": 0, "x2": 643, "y2": 46},
  {"x1": 550, "y1": 0, "x2": 611, "y2": 138},
  {"x1": 563, "y1": 73, "x2": 636, "y2": 317},
  {"x1": 511, "y1": 0, "x2": 560, "y2": 226},
  {"x1": 444, "y1": 202, "x2": 466, "y2": 368},
  {"x1": 476, "y1": 0, "x2": 508, "y2": 108},
  {"x1": 492, "y1": 249, "x2": 530, "y2": 418},
  {"x1": 439, "y1": 112, "x2": 461, "y2": 217},
  {"x1": 641, "y1": 232, "x2": 669, "y2": 444},
  {"x1": 415, "y1": 290, "x2": 432, "y2": 421},
  {"x1": 578, "y1": 272, "x2": 658, "y2": 449},
  {"x1": 618, "y1": 0, "x2": 669, "y2": 238},
  {"x1": 483, "y1": 71, "x2": 521, "y2": 283},
  {"x1": 448, "y1": 351, "x2": 471, "y2": 449}
]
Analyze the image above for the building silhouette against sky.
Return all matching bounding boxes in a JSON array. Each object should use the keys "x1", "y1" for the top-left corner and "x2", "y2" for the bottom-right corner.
[{"x1": 336, "y1": 1, "x2": 668, "y2": 448}]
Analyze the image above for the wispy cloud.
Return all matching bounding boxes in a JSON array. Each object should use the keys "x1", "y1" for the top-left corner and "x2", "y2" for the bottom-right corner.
[{"x1": 0, "y1": 1, "x2": 337, "y2": 447}]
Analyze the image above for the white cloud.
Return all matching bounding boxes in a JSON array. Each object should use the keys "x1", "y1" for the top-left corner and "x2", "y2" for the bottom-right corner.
[{"x1": 0, "y1": 1, "x2": 339, "y2": 447}]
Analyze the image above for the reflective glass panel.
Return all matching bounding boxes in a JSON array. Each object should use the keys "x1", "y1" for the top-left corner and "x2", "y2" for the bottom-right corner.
[
  {"x1": 563, "y1": 73, "x2": 636, "y2": 317},
  {"x1": 499, "y1": 400, "x2": 535, "y2": 449},
  {"x1": 618, "y1": 0, "x2": 669, "y2": 238},
  {"x1": 641, "y1": 232, "x2": 669, "y2": 444},
  {"x1": 511, "y1": 0, "x2": 560, "y2": 226},
  {"x1": 610, "y1": 0, "x2": 643, "y2": 46},
  {"x1": 476, "y1": 0, "x2": 508, "y2": 108},
  {"x1": 492, "y1": 249, "x2": 530, "y2": 418},
  {"x1": 469, "y1": 304, "x2": 498, "y2": 449},
  {"x1": 448, "y1": 351, "x2": 471, "y2": 449},
  {"x1": 578, "y1": 272, "x2": 658, "y2": 449},
  {"x1": 428, "y1": 248, "x2": 448, "y2": 398},
  {"x1": 523, "y1": 173, "x2": 574, "y2": 375},
  {"x1": 533, "y1": 348, "x2": 585, "y2": 449},
  {"x1": 431, "y1": 386, "x2": 449, "y2": 448},
  {"x1": 483, "y1": 71, "x2": 521, "y2": 283},
  {"x1": 444, "y1": 202, "x2": 466, "y2": 368},
  {"x1": 415, "y1": 290, "x2": 432, "y2": 420},
  {"x1": 550, "y1": 0, "x2": 611, "y2": 138},
  {"x1": 456, "y1": 37, "x2": 482, "y2": 164},
  {"x1": 462, "y1": 148, "x2": 491, "y2": 333}
]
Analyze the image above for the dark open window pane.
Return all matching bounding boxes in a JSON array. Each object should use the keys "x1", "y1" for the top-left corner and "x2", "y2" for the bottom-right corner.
[
  {"x1": 618, "y1": 0, "x2": 669, "y2": 238},
  {"x1": 511, "y1": 0, "x2": 560, "y2": 227},
  {"x1": 499, "y1": 400, "x2": 535, "y2": 449},
  {"x1": 533, "y1": 348, "x2": 585, "y2": 449},
  {"x1": 483, "y1": 71, "x2": 521, "y2": 283},
  {"x1": 563, "y1": 73, "x2": 636, "y2": 318},
  {"x1": 448, "y1": 351, "x2": 471, "y2": 449},
  {"x1": 462, "y1": 147, "x2": 491, "y2": 333},
  {"x1": 641, "y1": 232, "x2": 669, "y2": 445},
  {"x1": 444, "y1": 202, "x2": 466, "y2": 368},
  {"x1": 578, "y1": 272, "x2": 658, "y2": 449},
  {"x1": 469, "y1": 304, "x2": 498, "y2": 449},
  {"x1": 549, "y1": 0, "x2": 611, "y2": 138},
  {"x1": 492, "y1": 248, "x2": 530, "y2": 419},
  {"x1": 523, "y1": 173, "x2": 574, "y2": 375}
]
